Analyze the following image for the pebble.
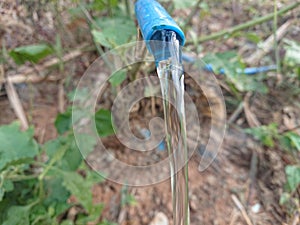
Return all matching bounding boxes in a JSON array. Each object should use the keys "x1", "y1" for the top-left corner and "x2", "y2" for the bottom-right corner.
[
  {"x1": 149, "y1": 212, "x2": 169, "y2": 225},
  {"x1": 251, "y1": 203, "x2": 261, "y2": 213}
]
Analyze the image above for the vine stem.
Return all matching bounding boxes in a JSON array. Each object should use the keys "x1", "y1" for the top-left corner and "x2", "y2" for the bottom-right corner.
[
  {"x1": 273, "y1": 0, "x2": 281, "y2": 75},
  {"x1": 185, "y1": 1, "x2": 300, "y2": 44}
]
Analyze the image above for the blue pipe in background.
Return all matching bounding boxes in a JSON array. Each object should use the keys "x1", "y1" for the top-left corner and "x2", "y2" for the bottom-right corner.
[
  {"x1": 182, "y1": 54, "x2": 277, "y2": 75},
  {"x1": 135, "y1": 0, "x2": 185, "y2": 61},
  {"x1": 134, "y1": 0, "x2": 276, "y2": 75}
]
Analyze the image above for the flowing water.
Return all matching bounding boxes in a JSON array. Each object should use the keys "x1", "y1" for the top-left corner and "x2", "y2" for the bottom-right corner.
[{"x1": 156, "y1": 31, "x2": 190, "y2": 225}]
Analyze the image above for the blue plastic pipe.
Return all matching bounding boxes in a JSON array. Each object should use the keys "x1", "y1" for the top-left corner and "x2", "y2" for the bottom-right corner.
[
  {"x1": 182, "y1": 54, "x2": 277, "y2": 75},
  {"x1": 135, "y1": 0, "x2": 185, "y2": 61}
]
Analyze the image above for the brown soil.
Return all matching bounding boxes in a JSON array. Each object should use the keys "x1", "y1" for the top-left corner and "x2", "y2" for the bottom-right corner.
[{"x1": 1, "y1": 1, "x2": 300, "y2": 225}]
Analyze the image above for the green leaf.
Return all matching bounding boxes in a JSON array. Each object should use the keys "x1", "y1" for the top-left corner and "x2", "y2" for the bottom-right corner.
[
  {"x1": 173, "y1": 0, "x2": 194, "y2": 9},
  {"x1": 3, "y1": 180, "x2": 14, "y2": 193},
  {"x1": 284, "y1": 132, "x2": 300, "y2": 151},
  {"x1": 55, "y1": 109, "x2": 72, "y2": 134},
  {"x1": 60, "y1": 171, "x2": 104, "y2": 221},
  {"x1": 0, "y1": 189, "x2": 4, "y2": 202},
  {"x1": 0, "y1": 179, "x2": 14, "y2": 201},
  {"x1": 44, "y1": 134, "x2": 83, "y2": 171},
  {"x1": 62, "y1": 172, "x2": 92, "y2": 210},
  {"x1": 60, "y1": 220, "x2": 74, "y2": 225},
  {"x1": 121, "y1": 194, "x2": 136, "y2": 207},
  {"x1": 67, "y1": 88, "x2": 89, "y2": 103},
  {"x1": 95, "y1": 109, "x2": 115, "y2": 137},
  {"x1": 98, "y1": 220, "x2": 118, "y2": 225},
  {"x1": 9, "y1": 44, "x2": 53, "y2": 65},
  {"x1": 0, "y1": 122, "x2": 39, "y2": 171},
  {"x1": 285, "y1": 165, "x2": 300, "y2": 192},
  {"x1": 245, "y1": 123, "x2": 278, "y2": 147},
  {"x1": 44, "y1": 177, "x2": 70, "y2": 206},
  {"x1": 75, "y1": 133, "x2": 97, "y2": 158},
  {"x1": 89, "y1": 0, "x2": 118, "y2": 11},
  {"x1": 279, "y1": 192, "x2": 290, "y2": 205},
  {"x1": 245, "y1": 32, "x2": 261, "y2": 44},
  {"x1": 203, "y1": 51, "x2": 268, "y2": 93},
  {"x1": 93, "y1": 17, "x2": 136, "y2": 48},
  {"x1": 62, "y1": 136, "x2": 83, "y2": 171},
  {"x1": 76, "y1": 203, "x2": 103, "y2": 224},
  {"x1": 43, "y1": 177, "x2": 71, "y2": 220},
  {"x1": 203, "y1": 51, "x2": 242, "y2": 86},
  {"x1": 92, "y1": 30, "x2": 112, "y2": 48},
  {"x1": 3, "y1": 205, "x2": 31, "y2": 225},
  {"x1": 284, "y1": 39, "x2": 300, "y2": 66},
  {"x1": 85, "y1": 168, "x2": 105, "y2": 185},
  {"x1": 109, "y1": 69, "x2": 127, "y2": 87}
]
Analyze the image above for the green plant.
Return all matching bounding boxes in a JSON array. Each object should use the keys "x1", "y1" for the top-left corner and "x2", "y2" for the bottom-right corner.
[
  {"x1": 9, "y1": 44, "x2": 54, "y2": 65},
  {"x1": 0, "y1": 104, "x2": 116, "y2": 225},
  {"x1": 245, "y1": 124, "x2": 300, "y2": 215},
  {"x1": 283, "y1": 39, "x2": 300, "y2": 80},
  {"x1": 245, "y1": 123, "x2": 279, "y2": 147},
  {"x1": 120, "y1": 185, "x2": 136, "y2": 207},
  {"x1": 203, "y1": 51, "x2": 268, "y2": 94}
]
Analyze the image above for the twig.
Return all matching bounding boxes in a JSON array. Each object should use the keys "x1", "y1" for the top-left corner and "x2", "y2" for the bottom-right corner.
[
  {"x1": 273, "y1": 0, "x2": 281, "y2": 74},
  {"x1": 0, "y1": 44, "x2": 89, "y2": 85},
  {"x1": 0, "y1": 64, "x2": 4, "y2": 91},
  {"x1": 279, "y1": 124, "x2": 300, "y2": 134},
  {"x1": 185, "y1": 2, "x2": 300, "y2": 44},
  {"x1": 245, "y1": 19, "x2": 293, "y2": 65},
  {"x1": 19, "y1": 44, "x2": 87, "y2": 76},
  {"x1": 0, "y1": 44, "x2": 87, "y2": 86},
  {"x1": 5, "y1": 79, "x2": 29, "y2": 130},
  {"x1": 231, "y1": 194, "x2": 254, "y2": 225},
  {"x1": 5, "y1": 74, "x2": 61, "y2": 84},
  {"x1": 229, "y1": 209, "x2": 239, "y2": 225},
  {"x1": 58, "y1": 79, "x2": 65, "y2": 113},
  {"x1": 117, "y1": 208, "x2": 127, "y2": 224},
  {"x1": 291, "y1": 211, "x2": 299, "y2": 225},
  {"x1": 228, "y1": 101, "x2": 244, "y2": 124},
  {"x1": 247, "y1": 151, "x2": 258, "y2": 207},
  {"x1": 79, "y1": 4, "x2": 112, "y2": 69},
  {"x1": 244, "y1": 92, "x2": 261, "y2": 127}
]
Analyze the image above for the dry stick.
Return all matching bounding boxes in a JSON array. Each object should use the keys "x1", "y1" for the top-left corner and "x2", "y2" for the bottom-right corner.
[
  {"x1": 273, "y1": 0, "x2": 281, "y2": 74},
  {"x1": 5, "y1": 79, "x2": 29, "y2": 130},
  {"x1": 245, "y1": 19, "x2": 294, "y2": 65},
  {"x1": 185, "y1": 1, "x2": 300, "y2": 45},
  {"x1": 1, "y1": 64, "x2": 28, "y2": 129},
  {"x1": 231, "y1": 194, "x2": 254, "y2": 225},
  {"x1": 244, "y1": 92, "x2": 261, "y2": 127},
  {"x1": 58, "y1": 79, "x2": 65, "y2": 113},
  {"x1": 228, "y1": 101, "x2": 244, "y2": 124},
  {"x1": 0, "y1": 64, "x2": 4, "y2": 91},
  {"x1": 1, "y1": 44, "x2": 89, "y2": 84},
  {"x1": 229, "y1": 209, "x2": 240, "y2": 225},
  {"x1": 291, "y1": 211, "x2": 299, "y2": 225},
  {"x1": 21, "y1": 44, "x2": 87, "y2": 76},
  {"x1": 279, "y1": 124, "x2": 300, "y2": 134},
  {"x1": 247, "y1": 151, "x2": 258, "y2": 207},
  {"x1": 5, "y1": 74, "x2": 61, "y2": 84}
]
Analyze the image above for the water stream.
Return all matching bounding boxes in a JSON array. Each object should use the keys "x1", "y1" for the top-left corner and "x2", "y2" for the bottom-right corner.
[{"x1": 156, "y1": 31, "x2": 190, "y2": 225}]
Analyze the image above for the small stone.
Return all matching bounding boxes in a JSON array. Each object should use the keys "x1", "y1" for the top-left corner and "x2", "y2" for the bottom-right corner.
[
  {"x1": 149, "y1": 212, "x2": 169, "y2": 225},
  {"x1": 251, "y1": 203, "x2": 261, "y2": 213}
]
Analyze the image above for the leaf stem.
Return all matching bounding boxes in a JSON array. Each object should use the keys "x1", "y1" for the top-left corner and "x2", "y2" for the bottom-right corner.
[
  {"x1": 185, "y1": 1, "x2": 300, "y2": 44},
  {"x1": 273, "y1": 0, "x2": 281, "y2": 75}
]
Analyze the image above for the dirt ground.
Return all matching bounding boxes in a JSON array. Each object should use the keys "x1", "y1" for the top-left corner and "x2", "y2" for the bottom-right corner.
[{"x1": 1, "y1": 1, "x2": 300, "y2": 225}]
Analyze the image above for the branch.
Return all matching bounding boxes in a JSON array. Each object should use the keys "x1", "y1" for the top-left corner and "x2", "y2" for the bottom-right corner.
[
  {"x1": 185, "y1": 1, "x2": 300, "y2": 44},
  {"x1": 245, "y1": 19, "x2": 293, "y2": 65}
]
